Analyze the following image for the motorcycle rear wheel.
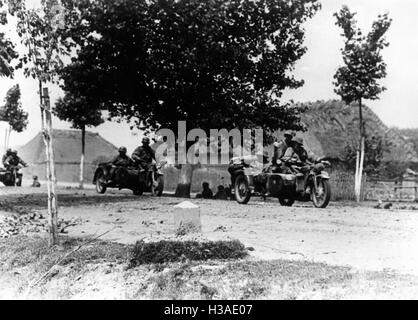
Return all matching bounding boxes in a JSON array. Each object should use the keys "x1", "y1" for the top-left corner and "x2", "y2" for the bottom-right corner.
[
  {"x1": 234, "y1": 174, "x2": 251, "y2": 204},
  {"x1": 312, "y1": 179, "x2": 331, "y2": 208}
]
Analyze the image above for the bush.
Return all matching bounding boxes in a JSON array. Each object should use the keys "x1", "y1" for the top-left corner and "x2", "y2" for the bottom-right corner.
[{"x1": 128, "y1": 239, "x2": 248, "y2": 267}]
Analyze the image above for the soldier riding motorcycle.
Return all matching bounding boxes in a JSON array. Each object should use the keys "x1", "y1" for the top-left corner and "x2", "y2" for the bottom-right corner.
[
  {"x1": 93, "y1": 140, "x2": 166, "y2": 196},
  {"x1": 0, "y1": 150, "x2": 28, "y2": 187},
  {"x1": 229, "y1": 137, "x2": 332, "y2": 208},
  {"x1": 132, "y1": 137, "x2": 166, "y2": 196}
]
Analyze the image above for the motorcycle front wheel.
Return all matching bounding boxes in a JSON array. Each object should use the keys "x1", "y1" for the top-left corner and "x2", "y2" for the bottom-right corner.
[
  {"x1": 312, "y1": 179, "x2": 331, "y2": 208},
  {"x1": 153, "y1": 175, "x2": 164, "y2": 197},
  {"x1": 234, "y1": 174, "x2": 251, "y2": 204},
  {"x1": 95, "y1": 170, "x2": 107, "y2": 194}
]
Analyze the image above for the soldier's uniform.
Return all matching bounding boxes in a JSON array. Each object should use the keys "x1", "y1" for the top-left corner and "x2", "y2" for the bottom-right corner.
[
  {"x1": 2, "y1": 149, "x2": 12, "y2": 167},
  {"x1": 3, "y1": 153, "x2": 27, "y2": 169},
  {"x1": 282, "y1": 137, "x2": 320, "y2": 172},
  {"x1": 272, "y1": 131, "x2": 294, "y2": 168},
  {"x1": 132, "y1": 137, "x2": 156, "y2": 170},
  {"x1": 111, "y1": 154, "x2": 133, "y2": 167}
]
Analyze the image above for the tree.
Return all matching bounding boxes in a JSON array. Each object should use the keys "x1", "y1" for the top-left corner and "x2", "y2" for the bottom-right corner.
[
  {"x1": 0, "y1": 84, "x2": 28, "y2": 151},
  {"x1": 334, "y1": 6, "x2": 391, "y2": 202},
  {"x1": 342, "y1": 132, "x2": 390, "y2": 177},
  {"x1": 54, "y1": 92, "x2": 104, "y2": 189},
  {"x1": 0, "y1": 2, "x2": 17, "y2": 77},
  {"x1": 59, "y1": 0, "x2": 321, "y2": 197},
  {"x1": 3, "y1": 0, "x2": 74, "y2": 245}
]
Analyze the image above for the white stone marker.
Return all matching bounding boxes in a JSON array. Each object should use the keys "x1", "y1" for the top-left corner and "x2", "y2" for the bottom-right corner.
[{"x1": 173, "y1": 201, "x2": 202, "y2": 234}]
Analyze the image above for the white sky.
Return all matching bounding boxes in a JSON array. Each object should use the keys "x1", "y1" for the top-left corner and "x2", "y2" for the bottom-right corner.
[{"x1": 1, "y1": 0, "x2": 418, "y2": 152}]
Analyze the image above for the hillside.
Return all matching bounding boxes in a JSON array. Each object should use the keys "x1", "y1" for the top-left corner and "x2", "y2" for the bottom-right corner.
[
  {"x1": 392, "y1": 128, "x2": 418, "y2": 158},
  {"x1": 299, "y1": 100, "x2": 418, "y2": 164}
]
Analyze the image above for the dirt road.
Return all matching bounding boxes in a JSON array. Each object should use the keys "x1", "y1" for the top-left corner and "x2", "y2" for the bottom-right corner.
[{"x1": 2, "y1": 186, "x2": 418, "y2": 276}]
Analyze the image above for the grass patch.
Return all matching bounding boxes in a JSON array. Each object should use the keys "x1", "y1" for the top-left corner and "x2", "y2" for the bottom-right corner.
[
  {"x1": 2, "y1": 235, "x2": 418, "y2": 299},
  {"x1": 0, "y1": 235, "x2": 131, "y2": 273},
  {"x1": 128, "y1": 239, "x2": 248, "y2": 267}
]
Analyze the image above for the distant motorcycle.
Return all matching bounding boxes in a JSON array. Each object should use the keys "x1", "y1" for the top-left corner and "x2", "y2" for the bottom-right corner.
[
  {"x1": 93, "y1": 160, "x2": 166, "y2": 196},
  {"x1": 229, "y1": 158, "x2": 332, "y2": 208},
  {"x1": 0, "y1": 165, "x2": 25, "y2": 187}
]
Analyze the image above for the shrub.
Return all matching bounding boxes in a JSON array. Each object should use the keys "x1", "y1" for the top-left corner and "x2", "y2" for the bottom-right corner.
[{"x1": 128, "y1": 239, "x2": 248, "y2": 267}]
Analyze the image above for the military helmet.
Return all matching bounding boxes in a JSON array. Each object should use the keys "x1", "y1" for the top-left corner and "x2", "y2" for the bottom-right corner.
[
  {"x1": 118, "y1": 146, "x2": 127, "y2": 153},
  {"x1": 292, "y1": 137, "x2": 304, "y2": 146},
  {"x1": 142, "y1": 137, "x2": 150, "y2": 144}
]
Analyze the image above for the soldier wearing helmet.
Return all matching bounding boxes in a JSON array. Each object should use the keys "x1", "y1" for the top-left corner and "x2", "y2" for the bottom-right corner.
[
  {"x1": 2, "y1": 148, "x2": 12, "y2": 167},
  {"x1": 132, "y1": 137, "x2": 156, "y2": 170},
  {"x1": 3, "y1": 149, "x2": 27, "y2": 170},
  {"x1": 282, "y1": 136, "x2": 321, "y2": 166},
  {"x1": 272, "y1": 131, "x2": 295, "y2": 165},
  {"x1": 111, "y1": 146, "x2": 133, "y2": 167}
]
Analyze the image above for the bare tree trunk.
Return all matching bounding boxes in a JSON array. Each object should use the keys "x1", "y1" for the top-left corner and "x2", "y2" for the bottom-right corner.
[
  {"x1": 5, "y1": 126, "x2": 11, "y2": 150},
  {"x1": 4, "y1": 127, "x2": 8, "y2": 153},
  {"x1": 40, "y1": 83, "x2": 58, "y2": 246},
  {"x1": 174, "y1": 163, "x2": 196, "y2": 198},
  {"x1": 79, "y1": 125, "x2": 85, "y2": 189},
  {"x1": 355, "y1": 98, "x2": 365, "y2": 203},
  {"x1": 354, "y1": 150, "x2": 360, "y2": 200}
]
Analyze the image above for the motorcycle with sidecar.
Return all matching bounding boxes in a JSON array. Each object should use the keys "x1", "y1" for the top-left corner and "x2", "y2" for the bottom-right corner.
[
  {"x1": 228, "y1": 158, "x2": 332, "y2": 208},
  {"x1": 0, "y1": 165, "x2": 25, "y2": 187},
  {"x1": 93, "y1": 160, "x2": 166, "y2": 196}
]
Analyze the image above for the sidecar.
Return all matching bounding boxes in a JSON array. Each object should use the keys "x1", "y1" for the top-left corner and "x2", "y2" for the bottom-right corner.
[
  {"x1": 0, "y1": 166, "x2": 22, "y2": 187},
  {"x1": 93, "y1": 162, "x2": 165, "y2": 196},
  {"x1": 232, "y1": 168, "x2": 298, "y2": 205}
]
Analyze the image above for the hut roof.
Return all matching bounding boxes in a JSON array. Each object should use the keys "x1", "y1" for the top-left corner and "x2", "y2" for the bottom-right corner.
[{"x1": 17, "y1": 129, "x2": 118, "y2": 164}]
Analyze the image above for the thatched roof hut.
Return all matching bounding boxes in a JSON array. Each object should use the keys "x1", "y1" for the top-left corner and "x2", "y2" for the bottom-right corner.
[{"x1": 17, "y1": 129, "x2": 117, "y2": 183}]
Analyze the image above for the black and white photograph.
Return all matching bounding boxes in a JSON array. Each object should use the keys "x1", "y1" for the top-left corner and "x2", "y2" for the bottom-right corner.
[{"x1": 1, "y1": 0, "x2": 418, "y2": 303}]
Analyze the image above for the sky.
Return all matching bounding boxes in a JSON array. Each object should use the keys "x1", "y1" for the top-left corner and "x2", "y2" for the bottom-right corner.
[{"x1": 1, "y1": 0, "x2": 418, "y2": 153}]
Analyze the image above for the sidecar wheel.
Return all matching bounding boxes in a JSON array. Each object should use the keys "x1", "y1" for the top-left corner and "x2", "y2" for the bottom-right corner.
[
  {"x1": 234, "y1": 174, "x2": 251, "y2": 204},
  {"x1": 95, "y1": 170, "x2": 107, "y2": 194}
]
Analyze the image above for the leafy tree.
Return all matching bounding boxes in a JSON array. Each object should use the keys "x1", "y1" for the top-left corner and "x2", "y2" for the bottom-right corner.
[
  {"x1": 60, "y1": 0, "x2": 321, "y2": 197},
  {"x1": 0, "y1": 2, "x2": 17, "y2": 77},
  {"x1": 54, "y1": 92, "x2": 104, "y2": 189},
  {"x1": 334, "y1": 6, "x2": 391, "y2": 201},
  {"x1": 342, "y1": 133, "x2": 390, "y2": 177},
  {"x1": 0, "y1": 84, "x2": 28, "y2": 150}
]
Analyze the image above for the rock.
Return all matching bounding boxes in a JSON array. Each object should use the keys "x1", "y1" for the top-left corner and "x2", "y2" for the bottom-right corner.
[
  {"x1": 214, "y1": 225, "x2": 227, "y2": 232},
  {"x1": 173, "y1": 201, "x2": 202, "y2": 234}
]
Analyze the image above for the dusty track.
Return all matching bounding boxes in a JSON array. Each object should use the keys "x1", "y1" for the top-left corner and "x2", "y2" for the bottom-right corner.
[{"x1": 2, "y1": 186, "x2": 418, "y2": 276}]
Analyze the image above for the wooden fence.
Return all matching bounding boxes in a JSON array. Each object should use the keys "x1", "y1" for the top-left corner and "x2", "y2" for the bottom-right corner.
[{"x1": 364, "y1": 178, "x2": 418, "y2": 202}]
